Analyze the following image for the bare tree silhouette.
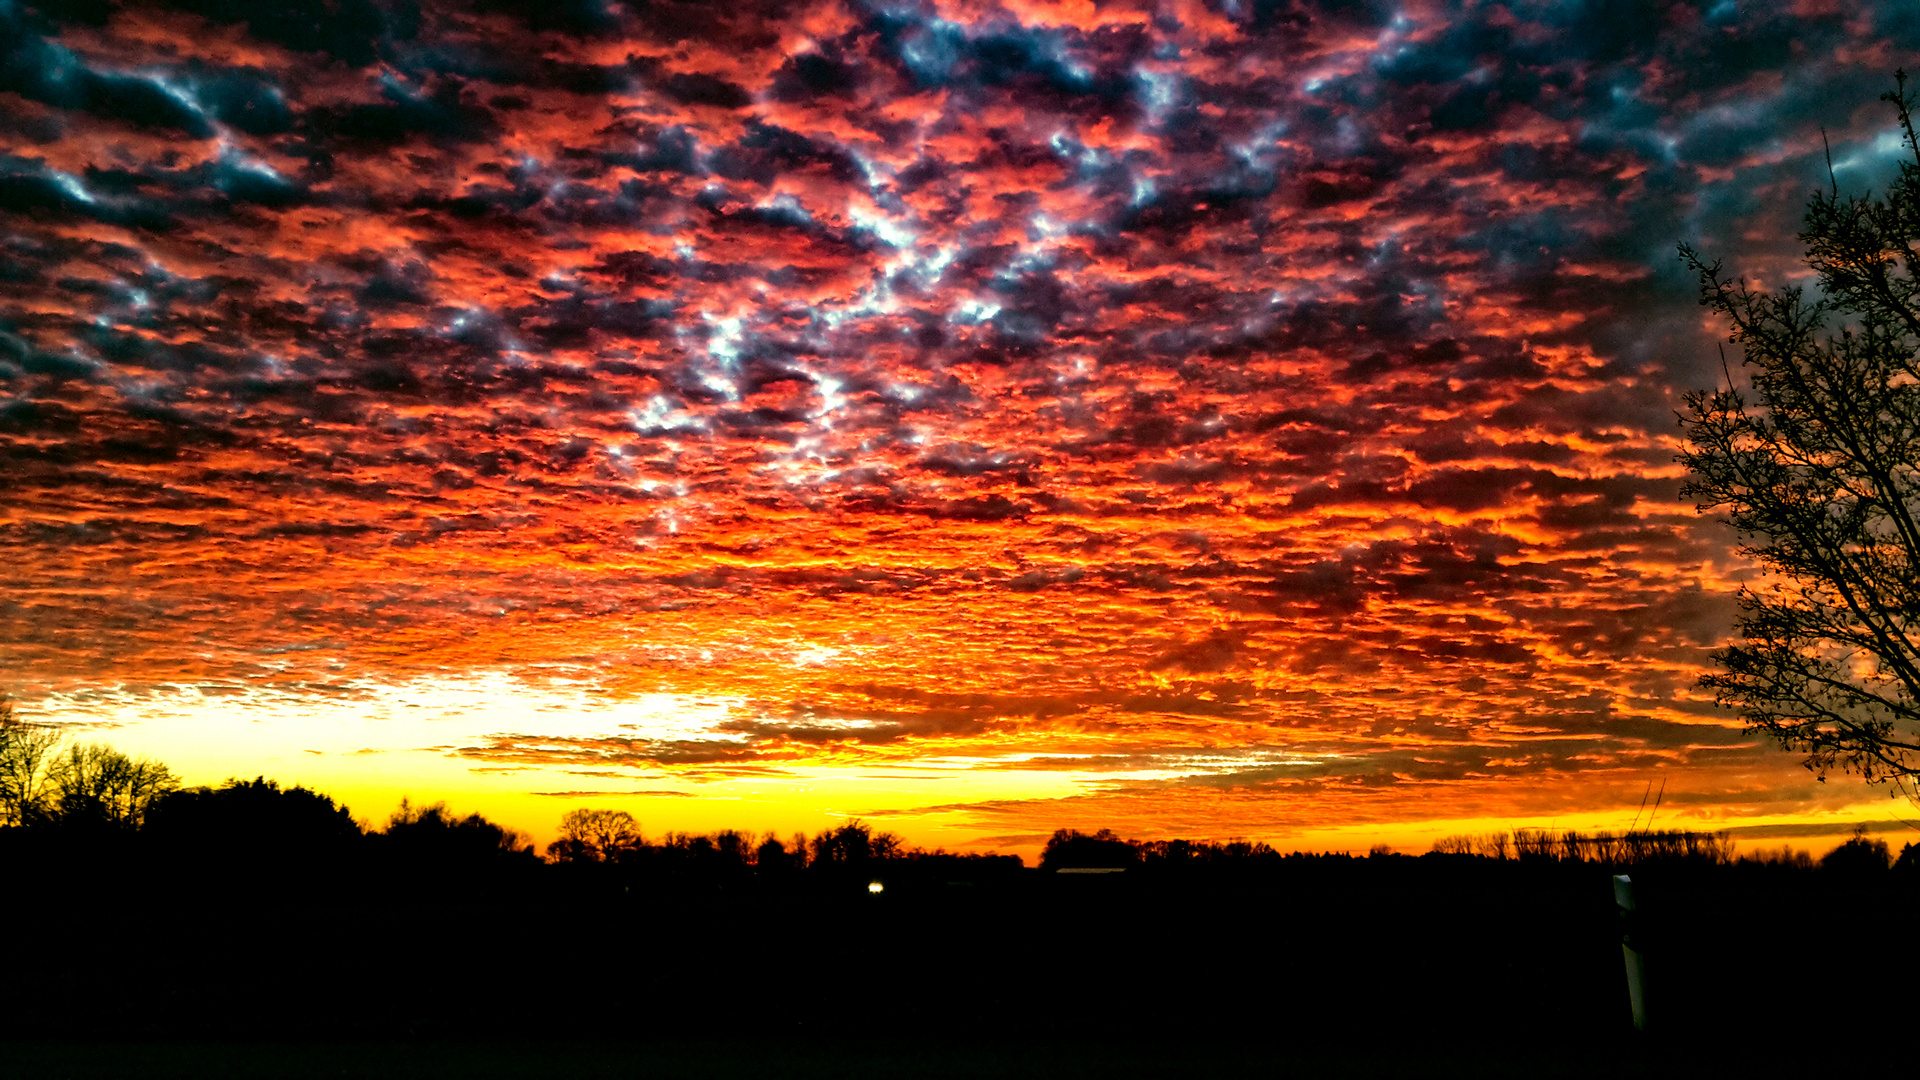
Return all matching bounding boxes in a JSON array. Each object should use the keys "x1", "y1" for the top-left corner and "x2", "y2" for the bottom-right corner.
[
  {"x1": 37, "y1": 742, "x2": 177, "y2": 829},
  {"x1": 1679, "y1": 75, "x2": 1920, "y2": 794},
  {"x1": 549, "y1": 807, "x2": 641, "y2": 863},
  {"x1": 0, "y1": 698, "x2": 63, "y2": 827}
]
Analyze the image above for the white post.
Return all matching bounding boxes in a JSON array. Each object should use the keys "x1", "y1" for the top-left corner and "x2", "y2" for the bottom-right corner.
[{"x1": 1613, "y1": 874, "x2": 1647, "y2": 1031}]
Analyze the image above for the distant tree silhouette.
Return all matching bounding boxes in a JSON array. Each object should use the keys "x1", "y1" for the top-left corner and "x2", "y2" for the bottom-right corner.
[
  {"x1": 0, "y1": 699, "x2": 63, "y2": 827},
  {"x1": 34, "y1": 742, "x2": 177, "y2": 830},
  {"x1": 1429, "y1": 828, "x2": 1735, "y2": 866},
  {"x1": 1135, "y1": 837, "x2": 1279, "y2": 868},
  {"x1": 663, "y1": 831, "x2": 716, "y2": 859},
  {"x1": 754, "y1": 832, "x2": 803, "y2": 875},
  {"x1": 640, "y1": 829, "x2": 757, "y2": 885},
  {"x1": 1742, "y1": 845, "x2": 1817, "y2": 870},
  {"x1": 712, "y1": 829, "x2": 753, "y2": 867},
  {"x1": 1821, "y1": 826, "x2": 1892, "y2": 874},
  {"x1": 809, "y1": 820, "x2": 901, "y2": 871},
  {"x1": 545, "y1": 813, "x2": 840, "y2": 885},
  {"x1": 145, "y1": 777, "x2": 362, "y2": 860},
  {"x1": 382, "y1": 800, "x2": 536, "y2": 863},
  {"x1": 1039, "y1": 828, "x2": 1138, "y2": 870},
  {"x1": 549, "y1": 808, "x2": 640, "y2": 863}
]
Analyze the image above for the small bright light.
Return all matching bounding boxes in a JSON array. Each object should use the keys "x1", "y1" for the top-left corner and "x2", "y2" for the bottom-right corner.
[{"x1": 867, "y1": 881, "x2": 884, "y2": 894}]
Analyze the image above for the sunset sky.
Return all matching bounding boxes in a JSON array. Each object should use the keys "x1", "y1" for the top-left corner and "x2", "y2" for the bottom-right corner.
[{"x1": 5, "y1": 0, "x2": 1918, "y2": 857}]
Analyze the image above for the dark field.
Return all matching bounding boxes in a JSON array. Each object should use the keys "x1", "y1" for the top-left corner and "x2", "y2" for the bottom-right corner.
[
  {"x1": 0, "y1": 1036, "x2": 1842, "y2": 1079},
  {"x1": 1, "y1": 829, "x2": 1911, "y2": 1077}
]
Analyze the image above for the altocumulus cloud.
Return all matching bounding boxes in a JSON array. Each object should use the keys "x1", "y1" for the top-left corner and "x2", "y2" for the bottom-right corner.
[{"x1": 2, "y1": 0, "x2": 1917, "y2": 838}]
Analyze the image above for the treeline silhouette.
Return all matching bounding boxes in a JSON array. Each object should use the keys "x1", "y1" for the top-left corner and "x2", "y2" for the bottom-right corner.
[
  {"x1": 2, "y1": 714, "x2": 1916, "y2": 1049},
  {"x1": 543, "y1": 806, "x2": 1021, "y2": 884},
  {"x1": 1430, "y1": 827, "x2": 1739, "y2": 864},
  {"x1": 1042, "y1": 823, "x2": 1918, "y2": 873}
]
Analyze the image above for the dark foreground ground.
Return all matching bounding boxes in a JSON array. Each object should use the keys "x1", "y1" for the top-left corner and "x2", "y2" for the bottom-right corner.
[
  {"x1": 0, "y1": 1036, "x2": 1885, "y2": 1080},
  {"x1": 1, "y1": 837, "x2": 1911, "y2": 1077}
]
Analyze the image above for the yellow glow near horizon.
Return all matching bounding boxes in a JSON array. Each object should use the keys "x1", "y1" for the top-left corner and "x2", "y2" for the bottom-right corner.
[
  {"x1": 17, "y1": 673, "x2": 1910, "y2": 864},
  {"x1": 19, "y1": 674, "x2": 1214, "y2": 848}
]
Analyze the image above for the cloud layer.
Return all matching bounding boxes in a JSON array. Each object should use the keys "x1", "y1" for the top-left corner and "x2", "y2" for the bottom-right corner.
[{"x1": 4, "y1": 0, "x2": 1917, "y2": 840}]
